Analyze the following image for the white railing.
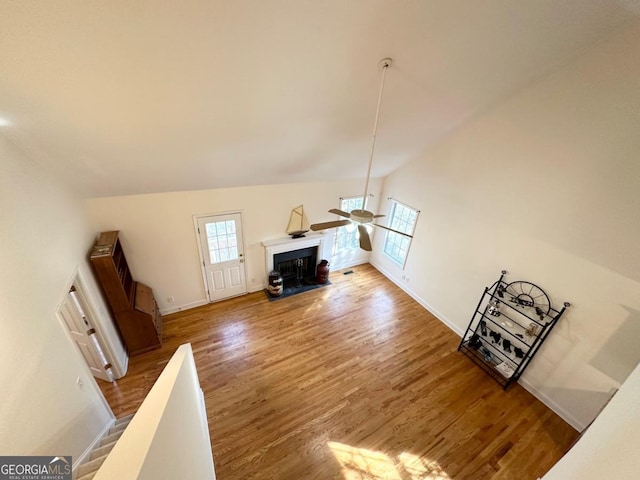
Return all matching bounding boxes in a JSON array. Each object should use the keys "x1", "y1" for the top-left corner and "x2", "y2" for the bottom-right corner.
[{"x1": 95, "y1": 344, "x2": 216, "y2": 479}]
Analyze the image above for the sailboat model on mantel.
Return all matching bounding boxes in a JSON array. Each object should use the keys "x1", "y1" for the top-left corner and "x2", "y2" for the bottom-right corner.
[{"x1": 286, "y1": 205, "x2": 310, "y2": 238}]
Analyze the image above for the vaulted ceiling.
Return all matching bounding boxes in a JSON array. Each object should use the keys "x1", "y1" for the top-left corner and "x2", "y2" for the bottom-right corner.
[{"x1": 1, "y1": 1, "x2": 637, "y2": 197}]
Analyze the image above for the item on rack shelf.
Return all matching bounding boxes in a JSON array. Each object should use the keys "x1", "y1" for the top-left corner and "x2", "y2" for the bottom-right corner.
[
  {"x1": 495, "y1": 362, "x2": 515, "y2": 378},
  {"x1": 535, "y1": 306, "x2": 545, "y2": 320},
  {"x1": 500, "y1": 320, "x2": 514, "y2": 328},
  {"x1": 481, "y1": 348, "x2": 494, "y2": 363},
  {"x1": 511, "y1": 295, "x2": 534, "y2": 307},
  {"x1": 514, "y1": 347, "x2": 524, "y2": 359},
  {"x1": 488, "y1": 299, "x2": 501, "y2": 317},
  {"x1": 469, "y1": 334, "x2": 482, "y2": 350},
  {"x1": 502, "y1": 339, "x2": 512, "y2": 353},
  {"x1": 480, "y1": 320, "x2": 487, "y2": 336},
  {"x1": 515, "y1": 333, "x2": 524, "y2": 339},
  {"x1": 490, "y1": 331, "x2": 502, "y2": 344},
  {"x1": 525, "y1": 322, "x2": 539, "y2": 337},
  {"x1": 497, "y1": 283, "x2": 506, "y2": 298}
]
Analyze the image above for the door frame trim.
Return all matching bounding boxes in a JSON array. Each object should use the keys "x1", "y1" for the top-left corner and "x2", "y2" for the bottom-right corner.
[
  {"x1": 58, "y1": 267, "x2": 126, "y2": 378},
  {"x1": 193, "y1": 209, "x2": 249, "y2": 303},
  {"x1": 56, "y1": 265, "x2": 115, "y2": 420}
]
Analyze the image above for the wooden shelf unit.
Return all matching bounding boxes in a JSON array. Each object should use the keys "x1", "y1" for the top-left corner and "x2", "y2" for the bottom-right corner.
[{"x1": 90, "y1": 231, "x2": 162, "y2": 356}]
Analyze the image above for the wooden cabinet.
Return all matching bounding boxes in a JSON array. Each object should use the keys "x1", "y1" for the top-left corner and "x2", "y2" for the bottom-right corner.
[{"x1": 90, "y1": 231, "x2": 162, "y2": 356}]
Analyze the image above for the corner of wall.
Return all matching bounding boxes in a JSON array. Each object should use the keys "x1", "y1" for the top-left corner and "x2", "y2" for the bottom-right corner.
[
  {"x1": 518, "y1": 378, "x2": 586, "y2": 432},
  {"x1": 369, "y1": 259, "x2": 465, "y2": 337}
]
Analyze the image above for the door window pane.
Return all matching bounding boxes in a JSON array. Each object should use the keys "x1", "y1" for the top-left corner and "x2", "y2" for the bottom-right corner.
[{"x1": 206, "y1": 220, "x2": 240, "y2": 264}]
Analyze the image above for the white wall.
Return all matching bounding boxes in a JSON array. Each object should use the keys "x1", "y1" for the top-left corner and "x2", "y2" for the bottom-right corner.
[
  {"x1": 542, "y1": 361, "x2": 640, "y2": 479},
  {"x1": 0, "y1": 136, "x2": 125, "y2": 458},
  {"x1": 86, "y1": 179, "x2": 381, "y2": 314},
  {"x1": 371, "y1": 22, "x2": 640, "y2": 431}
]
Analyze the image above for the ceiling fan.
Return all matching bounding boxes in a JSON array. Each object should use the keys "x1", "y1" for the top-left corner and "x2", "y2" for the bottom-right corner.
[{"x1": 309, "y1": 58, "x2": 413, "y2": 251}]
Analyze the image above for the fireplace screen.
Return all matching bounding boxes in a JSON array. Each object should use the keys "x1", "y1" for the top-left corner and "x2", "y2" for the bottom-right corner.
[{"x1": 273, "y1": 246, "x2": 318, "y2": 286}]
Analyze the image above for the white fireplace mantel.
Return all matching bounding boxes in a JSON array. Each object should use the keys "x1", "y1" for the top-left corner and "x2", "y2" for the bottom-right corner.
[{"x1": 263, "y1": 232, "x2": 327, "y2": 274}]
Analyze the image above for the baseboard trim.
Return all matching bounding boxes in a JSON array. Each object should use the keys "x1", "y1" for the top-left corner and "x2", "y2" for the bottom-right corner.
[
  {"x1": 73, "y1": 418, "x2": 115, "y2": 471},
  {"x1": 518, "y1": 377, "x2": 585, "y2": 432},
  {"x1": 330, "y1": 257, "x2": 371, "y2": 272},
  {"x1": 369, "y1": 260, "x2": 464, "y2": 337},
  {"x1": 159, "y1": 287, "x2": 269, "y2": 315},
  {"x1": 369, "y1": 260, "x2": 583, "y2": 432},
  {"x1": 160, "y1": 299, "x2": 208, "y2": 315}
]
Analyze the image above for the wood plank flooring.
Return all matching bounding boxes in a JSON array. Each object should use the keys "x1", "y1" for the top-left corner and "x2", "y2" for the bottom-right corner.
[{"x1": 98, "y1": 264, "x2": 578, "y2": 480}]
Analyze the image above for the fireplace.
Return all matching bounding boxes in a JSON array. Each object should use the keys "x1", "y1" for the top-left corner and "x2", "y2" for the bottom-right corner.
[
  {"x1": 262, "y1": 233, "x2": 327, "y2": 288},
  {"x1": 274, "y1": 246, "x2": 318, "y2": 286}
]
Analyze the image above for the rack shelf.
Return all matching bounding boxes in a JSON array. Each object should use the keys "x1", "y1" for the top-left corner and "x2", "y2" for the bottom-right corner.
[{"x1": 458, "y1": 270, "x2": 570, "y2": 389}]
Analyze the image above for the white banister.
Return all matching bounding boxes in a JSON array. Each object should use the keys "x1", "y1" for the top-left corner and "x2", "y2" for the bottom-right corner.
[{"x1": 94, "y1": 344, "x2": 216, "y2": 479}]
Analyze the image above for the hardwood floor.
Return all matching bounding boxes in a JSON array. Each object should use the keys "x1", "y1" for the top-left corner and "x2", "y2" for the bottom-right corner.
[{"x1": 98, "y1": 264, "x2": 578, "y2": 480}]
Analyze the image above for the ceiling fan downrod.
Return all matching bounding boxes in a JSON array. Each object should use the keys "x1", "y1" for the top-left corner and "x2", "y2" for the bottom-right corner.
[
  {"x1": 308, "y1": 57, "x2": 412, "y2": 252},
  {"x1": 362, "y1": 58, "x2": 392, "y2": 209}
]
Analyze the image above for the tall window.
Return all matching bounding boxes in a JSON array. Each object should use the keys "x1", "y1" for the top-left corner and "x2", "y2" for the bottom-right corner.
[
  {"x1": 383, "y1": 200, "x2": 418, "y2": 267},
  {"x1": 333, "y1": 196, "x2": 363, "y2": 252}
]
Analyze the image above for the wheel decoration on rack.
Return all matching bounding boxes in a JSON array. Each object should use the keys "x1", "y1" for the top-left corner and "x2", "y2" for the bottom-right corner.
[{"x1": 498, "y1": 280, "x2": 551, "y2": 321}]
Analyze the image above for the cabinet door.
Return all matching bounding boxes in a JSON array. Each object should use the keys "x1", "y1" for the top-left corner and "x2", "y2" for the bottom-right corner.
[
  {"x1": 134, "y1": 282, "x2": 155, "y2": 314},
  {"x1": 134, "y1": 282, "x2": 162, "y2": 340}
]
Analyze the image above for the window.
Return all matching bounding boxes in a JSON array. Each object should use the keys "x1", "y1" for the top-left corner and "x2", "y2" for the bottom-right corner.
[
  {"x1": 383, "y1": 200, "x2": 418, "y2": 267},
  {"x1": 333, "y1": 196, "x2": 363, "y2": 253},
  {"x1": 205, "y1": 220, "x2": 238, "y2": 264}
]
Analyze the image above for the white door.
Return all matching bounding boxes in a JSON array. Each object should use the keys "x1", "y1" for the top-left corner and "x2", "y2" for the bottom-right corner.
[
  {"x1": 197, "y1": 212, "x2": 247, "y2": 302},
  {"x1": 59, "y1": 286, "x2": 114, "y2": 382}
]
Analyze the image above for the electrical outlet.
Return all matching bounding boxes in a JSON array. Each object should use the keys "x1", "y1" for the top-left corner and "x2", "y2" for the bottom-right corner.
[{"x1": 167, "y1": 296, "x2": 174, "y2": 303}]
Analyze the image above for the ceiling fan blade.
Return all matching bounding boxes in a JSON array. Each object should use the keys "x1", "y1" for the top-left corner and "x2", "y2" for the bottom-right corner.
[
  {"x1": 373, "y1": 214, "x2": 385, "y2": 218},
  {"x1": 310, "y1": 220, "x2": 352, "y2": 231},
  {"x1": 372, "y1": 224, "x2": 413, "y2": 238},
  {"x1": 328, "y1": 208, "x2": 352, "y2": 219},
  {"x1": 357, "y1": 225, "x2": 372, "y2": 251}
]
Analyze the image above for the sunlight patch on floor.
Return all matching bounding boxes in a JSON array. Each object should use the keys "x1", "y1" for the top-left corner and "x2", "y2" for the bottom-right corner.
[
  {"x1": 398, "y1": 452, "x2": 451, "y2": 480},
  {"x1": 220, "y1": 321, "x2": 249, "y2": 349},
  {"x1": 328, "y1": 441, "x2": 402, "y2": 480},
  {"x1": 328, "y1": 441, "x2": 451, "y2": 480}
]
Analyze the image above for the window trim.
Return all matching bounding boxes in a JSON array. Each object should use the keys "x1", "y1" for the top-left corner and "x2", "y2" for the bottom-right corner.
[
  {"x1": 382, "y1": 199, "x2": 419, "y2": 269},
  {"x1": 332, "y1": 195, "x2": 364, "y2": 254}
]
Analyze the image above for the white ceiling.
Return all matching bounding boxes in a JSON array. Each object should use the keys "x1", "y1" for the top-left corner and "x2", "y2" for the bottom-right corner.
[{"x1": 1, "y1": 1, "x2": 637, "y2": 197}]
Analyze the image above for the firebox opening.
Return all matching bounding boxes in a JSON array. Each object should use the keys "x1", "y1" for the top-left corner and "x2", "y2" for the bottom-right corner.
[{"x1": 273, "y1": 246, "x2": 318, "y2": 287}]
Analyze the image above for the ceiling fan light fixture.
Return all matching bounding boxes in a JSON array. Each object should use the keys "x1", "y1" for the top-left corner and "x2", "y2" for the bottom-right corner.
[{"x1": 350, "y1": 209, "x2": 374, "y2": 224}]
